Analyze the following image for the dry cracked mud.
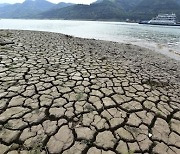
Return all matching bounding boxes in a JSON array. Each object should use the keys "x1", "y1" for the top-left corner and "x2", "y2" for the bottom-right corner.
[{"x1": 0, "y1": 30, "x2": 180, "y2": 154}]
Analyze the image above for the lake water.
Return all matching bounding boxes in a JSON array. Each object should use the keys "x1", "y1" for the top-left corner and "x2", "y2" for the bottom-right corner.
[{"x1": 0, "y1": 19, "x2": 180, "y2": 60}]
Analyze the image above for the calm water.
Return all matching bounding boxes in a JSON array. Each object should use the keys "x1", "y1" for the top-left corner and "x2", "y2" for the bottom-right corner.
[{"x1": 0, "y1": 19, "x2": 180, "y2": 60}]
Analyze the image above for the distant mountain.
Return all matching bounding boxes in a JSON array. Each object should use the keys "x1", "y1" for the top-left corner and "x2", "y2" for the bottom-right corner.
[
  {"x1": 40, "y1": 0, "x2": 180, "y2": 21},
  {"x1": 52, "y1": 2, "x2": 74, "y2": 9},
  {"x1": 0, "y1": 0, "x2": 55, "y2": 18},
  {"x1": 114, "y1": 0, "x2": 142, "y2": 11},
  {"x1": 93, "y1": 0, "x2": 142, "y2": 11},
  {"x1": 0, "y1": 3, "x2": 9, "y2": 8},
  {"x1": 131, "y1": 0, "x2": 180, "y2": 20},
  {"x1": 94, "y1": 0, "x2": 103, "y2": 3},
  {"x1": 134, "y1": 0, "x2": 180, "y2": 13},
  {"x1": 176, "y1": 0, "x2": 180, "y2": 5},
  {"x1": 0, "y1": 3, "x2": 21, "y2": 18},
  {"x1": 40, "y1": 0, "x2": 126, "y2": 20},
  {"x1": 0, "y1": 0, "x2": 180, "y2": 21}
]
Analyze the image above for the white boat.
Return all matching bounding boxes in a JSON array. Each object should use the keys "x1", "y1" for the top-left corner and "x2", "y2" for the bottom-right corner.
[{"x1": 139, "y1": 13, "x2": 180, "y2": 26}]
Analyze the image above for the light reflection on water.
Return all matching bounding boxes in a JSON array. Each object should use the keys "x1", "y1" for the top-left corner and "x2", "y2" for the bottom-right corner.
[{"x1": 0, "y1": 19, "x2": 180, "y2": 60}]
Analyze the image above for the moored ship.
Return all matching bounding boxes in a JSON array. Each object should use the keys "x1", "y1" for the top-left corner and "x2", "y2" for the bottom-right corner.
[{"x1": 139, "y1": 13, "x2": 180, "y2": 26}]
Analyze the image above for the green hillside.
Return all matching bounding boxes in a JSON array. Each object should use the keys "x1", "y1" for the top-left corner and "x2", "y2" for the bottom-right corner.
[
  {"x1": 0, "y1": 0, "x2": 180, "y2": 21},
  {"x1": 131, "y1": 0, "x2": 180, "y2": 20},
  {"x1": 40, "y1": 0, "x2": 180, "y2": 21},
  {"x1": 40, "y1": 0, "x2": 126, "y2": 20}
]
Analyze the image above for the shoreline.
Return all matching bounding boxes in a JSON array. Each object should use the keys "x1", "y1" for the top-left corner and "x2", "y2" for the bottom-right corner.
[
  {"x1": 1, "y1": 19, "x2": 180, "y2": 61},
  {"x1": 0, "y1": 18, "x2": 133, "y2": 23},
  {"x1": 0, "y1": 30, "x2": 180, "y2": 154},
  {"x1": 129, "y1": 40, "x2": 180, "y2": 61}
]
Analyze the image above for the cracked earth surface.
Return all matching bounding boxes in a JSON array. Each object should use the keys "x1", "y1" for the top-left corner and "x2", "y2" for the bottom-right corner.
[{"x1": 0, "y1": 30, "x2": 180, "y2": 154}]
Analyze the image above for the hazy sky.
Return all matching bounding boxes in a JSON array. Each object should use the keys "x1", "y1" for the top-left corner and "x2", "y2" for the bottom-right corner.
[{"x1": 0, "y1": 0, "x2": 97, "y2": 4}]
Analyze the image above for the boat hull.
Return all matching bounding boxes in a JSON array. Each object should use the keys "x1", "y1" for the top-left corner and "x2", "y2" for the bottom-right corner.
[{"x1": 139, "y1": 21, "x2": 180, "y2": 26}]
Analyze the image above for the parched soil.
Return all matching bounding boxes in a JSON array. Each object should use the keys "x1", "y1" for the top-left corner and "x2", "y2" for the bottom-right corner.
[{"x1": 0, "y1": 30, "x2": 180, "y2": 154}]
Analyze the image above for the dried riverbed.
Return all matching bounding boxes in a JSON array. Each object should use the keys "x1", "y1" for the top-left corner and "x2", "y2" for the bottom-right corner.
[{"x1": 0, "y1": 30, "x2": 180, "y2": 154}]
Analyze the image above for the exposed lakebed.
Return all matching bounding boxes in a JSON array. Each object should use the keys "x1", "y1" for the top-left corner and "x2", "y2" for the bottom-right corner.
[{"x1": 0, "y1": 30, "x2": 179, "y2": 154}]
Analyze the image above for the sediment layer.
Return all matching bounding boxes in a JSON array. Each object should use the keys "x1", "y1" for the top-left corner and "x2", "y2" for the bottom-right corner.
[{"x1": 0, "y1": 30, "x2": 180, "y2": 154}]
